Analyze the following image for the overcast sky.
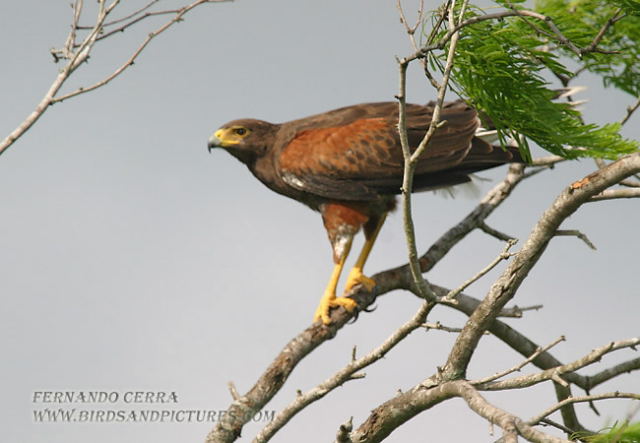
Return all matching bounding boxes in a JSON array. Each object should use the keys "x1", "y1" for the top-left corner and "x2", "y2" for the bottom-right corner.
[{"x1": 1, "y1": 1, "x2": 638, "y2": 442}]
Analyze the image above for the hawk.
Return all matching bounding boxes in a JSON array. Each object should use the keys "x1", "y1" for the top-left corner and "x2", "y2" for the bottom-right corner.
[{"x1": 207, "y1": 101, "x2": 522, "y2": 324}]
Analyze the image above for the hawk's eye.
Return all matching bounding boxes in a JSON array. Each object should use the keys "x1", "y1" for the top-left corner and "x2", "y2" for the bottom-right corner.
[{"x1": 234, "y1": 127, "x2": 247, "y2": 136}]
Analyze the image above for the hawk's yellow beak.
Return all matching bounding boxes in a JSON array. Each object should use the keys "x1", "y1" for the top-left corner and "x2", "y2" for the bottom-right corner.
[
  {"x1": 208, "y1": 128, "x2": 242, "y2": 152},
  {"x1": 207, "y1": 129, "x2": 225, "y2": 152}
]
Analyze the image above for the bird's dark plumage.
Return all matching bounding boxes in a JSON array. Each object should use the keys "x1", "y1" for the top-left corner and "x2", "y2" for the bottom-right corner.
[{"x1": 208, "y1": 100, "x2": 523, "y2": 324}]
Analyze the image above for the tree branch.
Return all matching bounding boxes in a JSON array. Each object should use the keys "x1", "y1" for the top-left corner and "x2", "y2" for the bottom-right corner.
[
  {"x1": 621, "y1": 97, "x2": 640, "y2": 126},
  {"x1": 585, "y1": 357, "x2": 640, "y2": 391},
  {"x1": 204, "y1": 163, "x2": 528, "y2": 442},
  {"x1": 0, "y1": 0, "x2": 228, "y2": 157},
  {"x1": 442, "y1": 152, "x2": 640, "y2": 381},
  {"x1": 444, "y1": 239, "x2": 517, "y2": 301},
  {"x1": 52, "y1": 0, "x2": 230, "y2": 103},
  {"x1": 528, "y1": 392, "x2": 640, "y2": 426},
  {"x1": 347, "y1": 380, "x2": 572, "y2": 443},
  {"x1": 588, "y1": 188, "x2": 640, "y2": 202},
  {"x1": 347, "y1": 153, "x2": 640, "y2": 440},
  {"x1": 253, "y1": 302, "x2": 434, "y2": 443},
  {"x1": 581, "y1": 8, "x2": 625, "y2": 56},
  {"x1": 554, "y1": 229, "x2": 597, "y2": 250},
  {"x1": 472, "y1": 336, "x2": 566, "y2": 386},
  {"x1": 396, "y1": 0, "x2": 469, "y2": 303},
  {"x1": 478, "y1": 338, "x2": 640, "y2": 391}
]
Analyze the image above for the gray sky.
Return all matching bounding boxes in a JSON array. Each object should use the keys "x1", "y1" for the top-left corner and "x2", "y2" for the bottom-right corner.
[{"x1": 1, "y1": 1, "x2": 638, "y2": 442}]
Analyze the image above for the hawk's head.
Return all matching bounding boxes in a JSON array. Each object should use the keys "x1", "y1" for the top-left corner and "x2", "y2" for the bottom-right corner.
[{"x1": 208, "y1": 119, "x2": 277, "y2": 165}]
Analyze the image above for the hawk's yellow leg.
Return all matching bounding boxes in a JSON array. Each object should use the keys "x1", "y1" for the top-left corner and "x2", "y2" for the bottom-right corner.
[
  {"x1": 343, "y1": 213, "x2": 387, "y2": 295},
  {"x1": 313, "y1": 237, "x2": 357, "y2": 325}
]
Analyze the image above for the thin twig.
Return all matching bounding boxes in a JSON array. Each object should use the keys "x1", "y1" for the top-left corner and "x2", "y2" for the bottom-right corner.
[
  {"x1": 103, "y1": 0, "x2": 161, "y2": 27},
  {"x1": 554, "y1": 229, "x2": 597, "y2": 250},
  {"x1": 227, "y1": 381, "x2": 240, "y2": 401},
  {"x1": 95, "y1": 9, "x2": 185, "y2": 42},
  {"x1": 0, "y1": 0, "x2": 120, "y2": 156},
  {"x1": 397, "y1": 0, "x2": 467, "y2": 300},
  {"x1": 539, "y1": 418, "x2": 580, "y2": 436},
  {"x1": 53, "y1": 0, "x2": 231, "y2": 103},
  {"x1": 445, "y1": 239, "x2": 518, "y2": 300},
  {"x1": 528, "y1": 392, "x2": 640, "y2": 426},
  {"x1": 61, "y1": 0, "x2": 83, "y2": 60},
  {"x1": 480, "y1": 338, "x2": 640, "y2": 391},
  {"x1": 397, "y1": 0, "x2": 424, "y2": 36},
  {"x1": 621, "y1": 97, "x2": 640, "y2": 126},
  {"x1": 477, "y1": 222, "x2": 516, "y2": 242},
  {"x1": 406, "y1": 9, "x2": 584, "y2": 64},
  {"x1": 0, "y1": 0, "x2": 227, "y2": 157},
  {"x1": 581, "y1": 8, "x2": 625, "y2": 56},
  {"x1": 530, "y1": 155, "x2": 566, "y2": 167},
  {"x1": 472, "y1": 336, "x2": 566, "y2": 386},
  {"x1": 588, "y1": 188, "x2": 640, "y2": 202},
  {"x1": 584, "y1": 357, "x2": 640, "y2": 390},
  {"x1": 421, "y1": 321, "x2": 463, "y2": 333}
]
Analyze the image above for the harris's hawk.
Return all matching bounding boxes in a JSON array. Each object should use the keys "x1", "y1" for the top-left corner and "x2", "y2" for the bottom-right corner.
[{"x1": 207, "y1": 100, "x2": 522, "y2": 324}]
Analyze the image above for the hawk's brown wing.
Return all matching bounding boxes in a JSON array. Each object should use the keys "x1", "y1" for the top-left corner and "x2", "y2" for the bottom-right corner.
[{"x1": 277, "y1": 101, "x2": 487, "y2": 201}]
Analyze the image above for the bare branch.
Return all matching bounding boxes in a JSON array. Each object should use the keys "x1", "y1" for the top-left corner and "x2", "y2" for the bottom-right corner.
[
  {"x1": 348, "y1": 380, "x2": 571, "y2": 443},
  {"x1": 454, "y1": 381, "x2": 571, "y2": 443},
  {"x1": 585, "y1": 357, "x2": 640, "y2": 390},
  {"x1": 477, "y1": 222, "x2": 516, "y2": 242},
  {"x1": 396, "y1": 0, "x2": 424, "y2": 36},
  {"x1": 398, "y1": 0, "x2": 473, "y2": 302},
  {"x1": 445, "y1": 239, "x2": 517, "y2": 301},
  {"x1": 472, "y1": 336, "x2": 566, "y2": 386},
  {"x1": 53, "y1": 0, "x2": 230, "y2": 103},
  {"x1": 252, "y1": 302, "x2": 434, "y2": 443},
  {"x1": 0, "y1": 0, "x2": 228, "y2": 157},
  {"x1": 62, "y1": 0, "x2": 83, "y2": 60},
  {"x1": 530, "y1": 155, "x2": 566, "y2": 167},
  {"x1": 405, "y1": 10, "x2": 577, "y2": 64},
  {"x1": 581, "y1": 8, "x2": 625, "y2": 56},
  {"x1": 205, "y1": 315, "x2": 358, "y2": 442},
  {"x1": 621, "y1": 97, "x2": 640, "y2": 126},
  {"x1": 554, "y1": 229, "x2": 597, "y2": 250},
  {"x1": 102, "y1": 0, "x2": 161, "y2": 27},
  {"x1": 529, "y1": 392, "x2": 640, "y2": 426},
  {"x1": 227, "y1": 381, "x2": 240, "y2": 401},
  {"x1": 0, "y1": 0, "x2": 117, "y2": 156},
  {"x1": 539, "y1": 418, "x2": 580, "y2": 436},
  {"x1": 588, "y1": 188, "x2": 640, "y2": 202},
  {"x1": 442, "y1": 152, "x2": 640, "y2": 380},
  {"x1": 94, "y1": 9, "x2": 184, "y2": 42},
  {"x1": 421, "y1": 321, "x2": 463, "y2": 333},
  {"x1": 479, "y1": 338, "x2": 640, "y2": 391}
]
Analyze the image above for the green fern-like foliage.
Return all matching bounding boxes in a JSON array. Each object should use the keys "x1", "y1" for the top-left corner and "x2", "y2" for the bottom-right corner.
[
  {"x1": 578, "y1": 421, "x2": 640, "y2": 443},
  {"x1": 535, "y1": 0, "x2": 640, "y2": 96},
  {"x1": 429, "y1": 1, "x2": 639, "y2": 160},
  {"x1": 608, "y1": 0, "x2": 640, "y2": 16}
]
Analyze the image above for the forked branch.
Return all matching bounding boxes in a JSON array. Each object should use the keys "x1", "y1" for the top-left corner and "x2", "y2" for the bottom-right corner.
[{"x1": 0, "y1": 0, "x2": 230, "y2": 157}]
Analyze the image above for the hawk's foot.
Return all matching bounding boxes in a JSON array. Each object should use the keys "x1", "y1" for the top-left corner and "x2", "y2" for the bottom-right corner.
[
  {"x1": 313, "y1": 291, "x2": 358, "y2": 325},
  {"x1": 343, "y1": 268, "x2": 376, "y2": 295}
]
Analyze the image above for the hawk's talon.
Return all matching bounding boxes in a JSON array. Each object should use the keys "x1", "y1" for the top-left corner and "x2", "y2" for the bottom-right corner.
[
  {"x1": 314, "y1": 293, "x2": 358, "y2": 325},
  {"x1": 343, "y1": 269, "x2": 376, "y2": 295}
]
